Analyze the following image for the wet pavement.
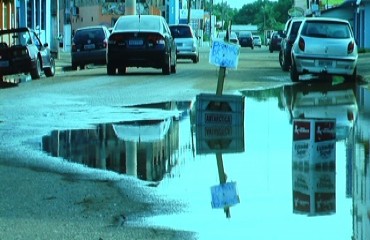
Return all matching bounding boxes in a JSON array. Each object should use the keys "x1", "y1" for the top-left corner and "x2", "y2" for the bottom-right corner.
[{"x1": 40, "y1": 80, "x2": 370, "y2": 239}]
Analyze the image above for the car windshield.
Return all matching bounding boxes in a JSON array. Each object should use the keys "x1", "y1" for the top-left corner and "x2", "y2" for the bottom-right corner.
[
  {"x1": 0, "y1": 30, "x2": 31, "y2": 47},
  {"x1": 74, "y1": 28, "x2": 105, "y2": 43},
  {"x1": 302, "y1": 21, "x2": 351, "y2": 39},
  {"x1": 170, "y1": 26, "x2": 193, "y2": 38},
  {"x1": 218, "y1": 31, "x2": 237, "y2": 39},
  {"x1": 115, "y1": 16, "x2": 161, "y2": 32}
]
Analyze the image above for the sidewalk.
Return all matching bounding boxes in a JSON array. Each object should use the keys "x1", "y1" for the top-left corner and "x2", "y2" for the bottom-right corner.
[{"x1": 55, "y1": 50, "x2": 71, "y2": 72}]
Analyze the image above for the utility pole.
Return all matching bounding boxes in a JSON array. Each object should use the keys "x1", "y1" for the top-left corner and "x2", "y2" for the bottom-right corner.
[
  {"x1": 125, "y1": 0, "x2": 136, "y2": 15},
  {"x1": 187, "y1": 0, "x2": 191, "y2": 24}
]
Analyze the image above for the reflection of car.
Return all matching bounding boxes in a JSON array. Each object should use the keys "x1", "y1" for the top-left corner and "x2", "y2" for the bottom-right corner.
[
  {"x1": 269, "y1": 30, "x2": 283, "y2": 53},
  {"x1": 71, "y1": 25, "x2": 110, "y2": 70},
  {"x1": 282, "y1": 81, "x2": 358, "y2": 140},
  {"x1": 107, "y1": 15, "x2": 177, "y2": 75},
  {"x1": 0, "y1": 27, "x2": 55, "y2": 80},
  {"x1": 169, "y1": 24, "x2": 199, "y2": 63},
  {"x1": 216, "y1": 31, "x2": 239, "y2": 45},
  {"x1": 290, "y1": 17, "x2": 358, "y2": 82},
  {"x1": 238, "y1": 31, "x2": 254, "y2": 48},
  {"x1": 253, "y1": 36, "x2": 262, "y2": 48},
  {"x1": 279, "y1": 17, "x2": 304, "y2": 71}
]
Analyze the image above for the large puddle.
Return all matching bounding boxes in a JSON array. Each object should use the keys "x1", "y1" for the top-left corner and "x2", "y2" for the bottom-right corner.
[{"x1": 42, "y1": 81, "x2": 370, "y2": 239}]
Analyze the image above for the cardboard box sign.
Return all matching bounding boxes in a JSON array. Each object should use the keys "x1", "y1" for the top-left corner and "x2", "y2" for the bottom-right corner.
[{"x1": 211, "y1": 182, "x2": 240, "y2": 209}]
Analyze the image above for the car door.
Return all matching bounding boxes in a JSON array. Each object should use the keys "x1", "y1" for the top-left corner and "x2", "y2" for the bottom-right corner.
[{"x1": 31, "y1": 30, "x2": 51, "y2": 67}]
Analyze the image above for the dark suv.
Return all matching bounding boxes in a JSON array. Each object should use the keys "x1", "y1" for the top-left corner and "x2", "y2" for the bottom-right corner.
[
  {"x1": 279, "y1": 17, "x2": 304, "y2": 71},
  {"x1": 238, "y1": 31, "x2": 254, "y2": 49},
  {"x1": 268, "y1": 30, "x2": 283, "y2": 53},
  {"x1": 71, "y1": 25, "x2": 110, "y2": 70}
]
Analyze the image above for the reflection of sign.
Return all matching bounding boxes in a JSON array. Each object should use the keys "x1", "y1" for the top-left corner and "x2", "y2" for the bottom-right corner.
[
  {"x1": 292, "y1": 166, "x2": 336, "y2": 216},
  {"x1": 209, "y1": 40, "x2": 240, "y2": 69},
  {"x1": 292, "y1": 119, "x2": 336, "y2": 166},
  {"x1": 196, "y1": 94, "x2": 245, "y2": 154},
  {"x1": 211, "y1": 182, "x2": 240, "y2": 208}
]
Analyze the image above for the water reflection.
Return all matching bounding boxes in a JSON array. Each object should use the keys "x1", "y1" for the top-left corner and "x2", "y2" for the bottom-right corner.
[
  {"x1": 42, "y1": 101, "x2": 193, "y2": 182},
  {"x1": 284, "y1": 81, "x2": 357, "y2": 217},
  {"x1": 40, "y1": 82, "x2": 370, "y2": 239},
  {"x1": 352, "y1": 85, "x2": 370, "y2": 240}
]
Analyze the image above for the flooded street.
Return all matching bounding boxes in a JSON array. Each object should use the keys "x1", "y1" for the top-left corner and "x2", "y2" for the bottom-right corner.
[{"x1": 39, "y1": 81, "x2": 369, "y2": 239}]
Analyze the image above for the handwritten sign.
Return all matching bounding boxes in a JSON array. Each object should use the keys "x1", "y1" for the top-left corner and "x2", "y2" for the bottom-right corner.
[
  {"x1": 211, "y1": 182, "x2": 240, "y2": 208},
  {"x1": 209, "y1": 40, "x2": 240, "y2": 69}
]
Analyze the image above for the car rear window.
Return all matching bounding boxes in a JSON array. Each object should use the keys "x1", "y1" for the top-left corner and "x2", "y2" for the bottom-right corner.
[
  {"x1": 170, "y1": 26, "x2": 193, "y2": 38},
  {"x1": 116, "y1": 17, "x2": 161, "y2": 32},
  {"x1": 74, "y1": 28, "x2": 105, "y2": 43},
  {"x1": 301, "y1": 21, "x2": 351, "y2": 39},
  {"x1": 239, "y1": 31, "x2": 252, "y2": 37}
]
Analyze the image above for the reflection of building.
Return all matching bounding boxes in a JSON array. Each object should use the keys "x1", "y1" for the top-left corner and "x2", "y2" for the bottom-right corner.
[
  {"x1": 42, "y1": 101, "x2": 193, "y2": 182},
  {"x1": 352, "y1": 86, "x2": 370, "y2": 240}
]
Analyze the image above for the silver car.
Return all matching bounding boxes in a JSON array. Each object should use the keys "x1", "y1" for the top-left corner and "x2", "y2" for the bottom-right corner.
[
  {"x1": 169, "y1": 24, "x2": 199, "y2": 63},
  {"x1": 290, "y1": 17, "x2": 358, "y2": 82}
]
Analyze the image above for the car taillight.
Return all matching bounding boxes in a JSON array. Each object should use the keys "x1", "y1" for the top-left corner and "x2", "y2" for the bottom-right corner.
[
  {"x1": 103, "y1": 39, "x2": 107, "y2": 48},
  {"x1": 71, "y1": 43, "x2": 77, "y2": 52},
  {"x1": 147, "y1": 35, "x2": 165, "y2": 45},
  {"x1": 108, "y1": 34, "x2": 124, "y2": 45},
  {"x1": 298, "y1": 37, "x2": 305, "y2": 51},
  {"x1": 347, "y1": 111, "x2": 354, "y2": 121},
  {"x1": 348, "y1": 41, "x2": 355, "y2": 54}
]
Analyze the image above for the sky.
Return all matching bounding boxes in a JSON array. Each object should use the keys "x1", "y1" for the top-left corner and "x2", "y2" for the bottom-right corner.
[{"x1": 213, "y1": 0, "x2": 253, "y2": 9}]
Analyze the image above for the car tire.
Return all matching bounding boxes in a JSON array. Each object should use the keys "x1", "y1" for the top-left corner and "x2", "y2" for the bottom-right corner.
[
  {"x1": 345, "y1": 67, "x2": 357, "y2": 82},
  {"x1": 279, "y1": 51, "x2": 289, "y2": 72},
  {"x1": 71, "y1": 63, "x2": 78, "y2": 71},
  {"x1": 118, "y1": 67, "x2": 126, "y2": 75},
  {"x1": 290, "y1": 60, "x2": 299, "y2": 82},
  {"x1": 162, "y1": 54, "x2": 171, "y2": 75},
  {"x1": 80, "y1": 64, "x2": 85, "y2": 70},
  {"x1": 30, "y1": 57, "x2": 41, "y2": 79},
  {"x1": 44, "y1": 57, "x2": 55, "y2": 77},
  {"x1": 107, "y1": 63, "x2": 116, "y2": 75},
  {"x1": 192, "y1": 55, "x2": 199, "y2": 64}
]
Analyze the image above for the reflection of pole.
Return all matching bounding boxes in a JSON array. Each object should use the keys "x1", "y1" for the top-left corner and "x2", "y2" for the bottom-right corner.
[
  {"x1": 216, "y1": 153, "x2": 230, "y2": 218},
  {"x1": 126, "y1": 141, "x2": 137, "y2": 176}
]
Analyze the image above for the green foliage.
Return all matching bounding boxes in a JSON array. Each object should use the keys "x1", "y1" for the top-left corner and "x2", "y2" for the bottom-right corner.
[{"x1": 205, "y1": 0, "x2": 292, "y2": 31}]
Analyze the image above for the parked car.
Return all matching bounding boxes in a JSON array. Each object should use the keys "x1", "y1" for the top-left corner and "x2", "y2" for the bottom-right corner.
[
  {"x1": 290, "y1": 17, "x2": 358, "y2": 82},
  {"x1": 253, "y1": 36, "x2": 262, "y2": 48},
  {"x1": 169, "y1": 24, "x2": 199, "y2": 63},
  {"x1": 279, "y1": 17, "x2": 304, "y2": 71},
  {"x1": 216, "y1": 31, "x2": 239, "y2": 45},
  {"x1": 269, "y1": 30, "x2": 283, "y2": 53},
  {"x1": 238, "y1": 31, "x2": 254, "y2": 49},
  {"x1": 0, "y1": 27, "x2": 55, "y2": 80},
  {"x1": 71, "y1": 25, "x2": 110, "y2": 70},
  {"x1": 107, "y1": 15, "x2": 177, "y2": 75}
]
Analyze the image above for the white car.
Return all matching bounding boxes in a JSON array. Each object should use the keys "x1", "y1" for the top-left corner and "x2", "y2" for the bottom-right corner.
[
  {"x1": 290, "y1": 17, "x2": 358, "y2": 82},
  {"x1": 169, "y1": 24, "x2": 199, "y2": 63}
]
